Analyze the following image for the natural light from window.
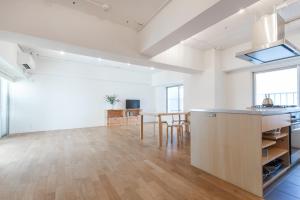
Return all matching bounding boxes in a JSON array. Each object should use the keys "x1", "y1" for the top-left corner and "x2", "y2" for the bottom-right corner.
[
  {"x1": 167, "y1": 85, "x2": 184, "y2": 112},
  {"x1": 254, "y1": 67, "x2": 298, "y2": 106}
]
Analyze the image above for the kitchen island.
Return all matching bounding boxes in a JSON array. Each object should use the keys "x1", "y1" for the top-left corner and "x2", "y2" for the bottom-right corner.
[{"x1": 190, "y1": 108, "x2": 300, "y2": 197}]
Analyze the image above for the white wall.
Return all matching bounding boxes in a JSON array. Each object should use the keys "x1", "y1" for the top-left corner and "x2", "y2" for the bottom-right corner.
[
  {"x1": 0, "y1": 78, "x2": 9, "y2": 137},
  {"x1": 152, "y1": 49, "x2": 219, "y2": 112},
  {"x1": 153, "y1": 71, "x2": 220, "y2": 113},
  {"x1": 152, "y1": 71, "x2": 187, "y2": 112},
  {"x1": 225, "y1": 70, "x2": 253, "y2": 109},
  {"x1": 153, "y1": 70, "x2": 244, "y2": 113},
  {"x1": 220, "y1": 42, "x2": 252, "y2": 71},
  {"x1": 154, "y1": 87, "x2": 167, "y2": 113},
  {"x1": 151, "y1": 43, "x2": 203, "y2": 70},
  {"x1": 9, "y1": 57, "x2": 155, "y2": 134}
]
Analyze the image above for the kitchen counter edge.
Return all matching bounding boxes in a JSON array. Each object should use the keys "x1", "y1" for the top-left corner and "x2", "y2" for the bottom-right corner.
[{"x1": 190, "y1": 108, "x2": 300, "y2": 115}]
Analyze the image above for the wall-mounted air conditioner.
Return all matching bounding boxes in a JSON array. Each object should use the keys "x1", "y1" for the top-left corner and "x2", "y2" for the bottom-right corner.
[
  {"x1": 17, "y1": 51, "x2": 36, "y2": 71},
  {"x1": 0, "y1": 41, "x2": 28, "y2": 80}
]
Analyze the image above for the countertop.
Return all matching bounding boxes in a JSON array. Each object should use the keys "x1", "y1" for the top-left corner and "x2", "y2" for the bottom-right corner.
[{"x1": 190, "y1": 107, "x2": 300, "y2": 115}]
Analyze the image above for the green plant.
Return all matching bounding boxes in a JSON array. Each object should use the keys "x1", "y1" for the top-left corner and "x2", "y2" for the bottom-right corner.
[{"x1": 104, "y1": 95, "x2": 120, "y2": 106}]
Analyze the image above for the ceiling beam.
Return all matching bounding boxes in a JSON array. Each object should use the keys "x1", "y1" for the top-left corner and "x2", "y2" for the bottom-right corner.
[{"x1": 139, "y1": 0, "x2": 259, "y2": 57}]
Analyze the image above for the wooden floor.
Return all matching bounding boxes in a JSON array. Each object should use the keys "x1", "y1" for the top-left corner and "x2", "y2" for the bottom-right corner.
[{"x1": 0, "y1": 125, "x2": 262, "y2": 200}]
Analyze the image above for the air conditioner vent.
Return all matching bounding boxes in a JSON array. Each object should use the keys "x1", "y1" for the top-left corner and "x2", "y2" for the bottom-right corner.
[
  {"x1": 17, "y1": 51, "x2": 36, "y2": 70},
  {"x1": 22, "y1": 64, "x2": 31, "y2": 70}
]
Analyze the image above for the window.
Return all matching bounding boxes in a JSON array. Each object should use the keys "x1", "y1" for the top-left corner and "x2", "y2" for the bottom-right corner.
[
  {"x1": 254, "y1": 67, "x2": 298, "y2": 106},
  {"x1": 166, "y1": 85, "x2": 184, "y2": 112}
]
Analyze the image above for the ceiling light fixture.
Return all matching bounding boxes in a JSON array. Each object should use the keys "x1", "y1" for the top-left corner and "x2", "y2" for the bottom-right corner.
[
  {"x1": 150, "y1": 67, "x2": 155, "y2": 70},
  {"x1": 60, "y1": 51, "x2": 65, "y2": 55},
  {"x1": 98, "y1": 58, "x2": 102, "y2": 61},
  {"x1": 127, "y1": 63, "x2": 131, "y2": 66},
  {"x1": 101, "y1": 4, "x2": 111, "y2": 12}
]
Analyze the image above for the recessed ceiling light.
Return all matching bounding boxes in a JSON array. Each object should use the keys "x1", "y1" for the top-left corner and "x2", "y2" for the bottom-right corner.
[
  {"x1": 238, "y1": 8, "x2": 245, "y2": 14},
  {"x1": 127, "y1": 63, "x2": 131, "y2": 66},
  {"x1": 60, "y1": 51, "x2": 65, "y2": 55},
  {"x1": 150, "y1": 67, "x2": 155, "y2": 70},
  {"x1": 180, "y1": 41, "x2": 185, "y2": 44},
  {"x1": 101, "y1": 4, "x2": 111, "y2": 11},
  {"x1": 98, "y1": 58, "x2": 102, "y2": 61}
]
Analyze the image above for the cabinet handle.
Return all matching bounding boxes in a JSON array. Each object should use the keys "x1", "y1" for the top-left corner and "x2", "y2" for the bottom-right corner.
[{"x1": 208, "y1": 113, "x2": 216, "y2": 117}]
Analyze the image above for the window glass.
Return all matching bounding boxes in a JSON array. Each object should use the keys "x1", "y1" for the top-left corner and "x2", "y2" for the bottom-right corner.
[
  {"x1": 254, "y1": 68, "x2": 298, "y2": 106},
  {"x1": 179, "y1": 85, "x2": 184, "y2": 112},
  {"x1": 167, "y1": 85, "x2": 184, "y2": 112}
]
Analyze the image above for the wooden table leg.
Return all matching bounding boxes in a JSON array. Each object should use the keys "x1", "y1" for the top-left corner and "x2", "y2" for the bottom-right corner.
[
  {"x1": 140, "y1": 115, "x2": 144, "y2": 140},
  {"x1": 158, "y1": 115, "x2": 162, "y2": 148},
  {"x1": 184, "y1": 113, "x2": 189, "y2": 133}
]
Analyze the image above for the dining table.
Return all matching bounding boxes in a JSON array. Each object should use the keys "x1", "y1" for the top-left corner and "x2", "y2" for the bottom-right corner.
[{"x1": 140, "y1": 112, "x2": 189, "y2": 148}]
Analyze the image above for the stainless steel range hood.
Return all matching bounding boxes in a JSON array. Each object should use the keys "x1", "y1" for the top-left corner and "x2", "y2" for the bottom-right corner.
[{"x1": 236, "y1": 13, "x2": 300, "y2": 64}]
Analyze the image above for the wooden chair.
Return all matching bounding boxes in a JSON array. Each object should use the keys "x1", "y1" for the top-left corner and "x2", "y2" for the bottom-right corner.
[
  {"x1": 180, "y1": 112, "x2": 190, "y2": 134},
  {"x1": 165, "y1": 114, "x2": 184, "y2": 145}
]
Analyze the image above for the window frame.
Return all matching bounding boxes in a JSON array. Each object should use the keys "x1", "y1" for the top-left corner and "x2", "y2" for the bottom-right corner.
[
  {"x1": 166, "y1": 85, "x2": 184, "y2": 113},
  {"x1": 252, "y1": 65, "x2": 300, "y2": 106}
]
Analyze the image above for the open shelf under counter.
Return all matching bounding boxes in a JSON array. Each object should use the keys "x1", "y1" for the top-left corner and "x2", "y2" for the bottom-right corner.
[
  {"x1": 263, "y1": 165, "x2": 290, "y2": 189},
  {"x1": 262, "y1": 140, "x2": 276, "y2": 149},
  {"x1": 262, "y1": 132, "x2": 289, "y2": 140},
  {"x1": 262, "y1": 148, "x2": 289, "y2": 166}
]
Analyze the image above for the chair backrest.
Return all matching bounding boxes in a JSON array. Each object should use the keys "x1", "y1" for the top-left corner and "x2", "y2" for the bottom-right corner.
[
  {"x1": 160, "y1": 113, "x2": 187, "y2": 124},
  {"x1": 171, "y1": 114, "x2": 180, "y2": 123},
  {"x1": 162, "y1": 115, "x2": 173, "y2": 124},
  {"x1": 186, "y1": 112, "x2": 191, "y2": 123}
]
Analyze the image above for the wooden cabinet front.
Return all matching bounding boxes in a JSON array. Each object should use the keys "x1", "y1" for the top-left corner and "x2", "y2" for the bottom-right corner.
[
  {"x1": 191, "y1": 112, "x2": 263, "y2": 197},
  {"x1": 106, "y1": 109, "x2": 141, "y2": 126},
  {"x1": 262, "y1": 114, "x2": 290, "y2": 132}
]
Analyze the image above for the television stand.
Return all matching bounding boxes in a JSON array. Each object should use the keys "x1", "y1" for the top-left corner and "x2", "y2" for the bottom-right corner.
[{"x1": 106, "y1": 109, "x2": 142, "y2": 126}]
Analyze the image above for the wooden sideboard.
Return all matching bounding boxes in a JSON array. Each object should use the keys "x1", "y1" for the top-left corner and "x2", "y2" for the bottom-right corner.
[{"x1": 106, "y1": 109, "x2": 142, "y2": 126}]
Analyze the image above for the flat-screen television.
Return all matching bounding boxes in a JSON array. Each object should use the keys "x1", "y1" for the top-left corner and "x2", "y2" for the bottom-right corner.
[{"x1": 126, "y1": 99, "x2": 140, "y2": 109}]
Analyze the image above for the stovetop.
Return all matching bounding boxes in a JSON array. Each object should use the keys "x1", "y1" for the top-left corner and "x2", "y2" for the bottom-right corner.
[{"x1": 252, "y1": 105, "x2": 298, "y2": 109}]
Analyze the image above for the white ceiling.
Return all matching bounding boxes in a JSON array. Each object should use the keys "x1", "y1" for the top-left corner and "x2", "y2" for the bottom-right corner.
[
  {"x1": 48, "y1": 0, "x2": 171, "y2": 31},
  {"x1": 20, "y1": 45, "x2": 161, "y2": 73},
  {"x1": 183, "y1": 0, "x2": 300, "y2": 50}
]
